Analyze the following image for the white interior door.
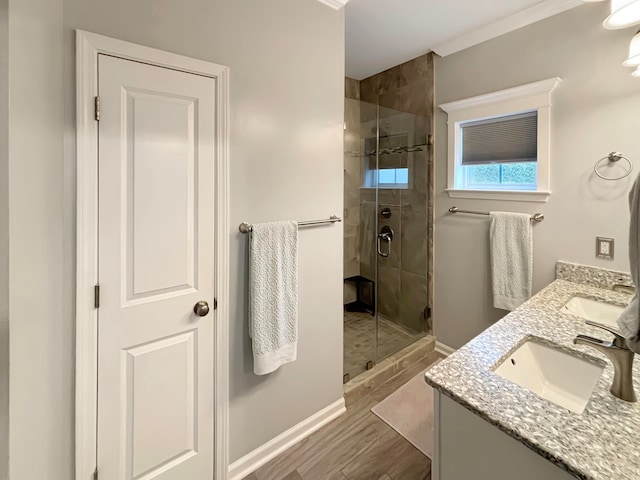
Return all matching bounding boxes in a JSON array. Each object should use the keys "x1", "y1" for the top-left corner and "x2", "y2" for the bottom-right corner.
[{"x1": 97, "y1": 53, "x2": 216, "y2": 480}]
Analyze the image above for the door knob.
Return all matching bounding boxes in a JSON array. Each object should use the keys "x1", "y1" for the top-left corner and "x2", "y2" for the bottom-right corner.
[{"x1": 193, "y1": 300, "x2": 210, "y2": 317}]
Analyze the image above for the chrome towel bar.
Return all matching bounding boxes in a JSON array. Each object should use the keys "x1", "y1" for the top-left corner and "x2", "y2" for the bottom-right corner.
[
  {"x1": 448, "y1": 206, "x2": 544, "y2": 223},
  {"x1": 239, "y1": 215, "x2": 342, "y2": 234}
]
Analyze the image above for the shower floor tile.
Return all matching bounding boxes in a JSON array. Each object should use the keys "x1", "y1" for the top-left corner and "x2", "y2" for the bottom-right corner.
[{"x1": 343, "y1": 311, "x2": 424, "y2": 380}]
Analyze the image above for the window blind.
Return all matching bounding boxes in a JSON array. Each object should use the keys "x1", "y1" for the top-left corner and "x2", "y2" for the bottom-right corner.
[{"x1": 461, "y1": 111, "x2": 537, "y2": 166}]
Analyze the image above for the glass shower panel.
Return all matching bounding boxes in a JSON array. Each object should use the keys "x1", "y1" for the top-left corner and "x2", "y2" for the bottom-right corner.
[{"x1": 343, "y1": 99, "x2": 378, "y2": 381}]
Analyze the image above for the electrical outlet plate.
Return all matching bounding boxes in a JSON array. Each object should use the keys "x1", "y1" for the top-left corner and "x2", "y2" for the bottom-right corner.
[{"x1": 596, "y1": 237, "x2": 614, "y2": 260}]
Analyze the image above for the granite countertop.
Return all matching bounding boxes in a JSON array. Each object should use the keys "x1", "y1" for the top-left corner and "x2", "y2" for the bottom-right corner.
[{"x1": 425, "y1": 262, "x2": 640, "y2": 480}]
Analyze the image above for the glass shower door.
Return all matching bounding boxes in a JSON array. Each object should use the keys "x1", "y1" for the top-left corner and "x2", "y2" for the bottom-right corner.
[
  {"x1": 343, "y1": 100, "x2": 430, "y2": 382},
  {"x1": 373, "y1": 105, "x2": 430, "y2": 363}
]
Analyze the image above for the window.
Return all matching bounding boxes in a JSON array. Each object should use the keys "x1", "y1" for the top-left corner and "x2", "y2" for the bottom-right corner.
[
  {"x1": 440, "y1": 77, "x2": 561, "y2": 202},
  {"x1": 463, "y1": 163, "x2": 537, "y2": 190},
  {"x1": 377, "y1": 167, "x2": 409, "y2": 186},
  {"x1": 459, "y1": 111, "x2": 538, "y2": 190},
  {"x1": 363, "y1": 134, "x2": 412, "y2": 189},
  {"x1": 364, "y1": 164, "x2": 410, "y2": 189}
]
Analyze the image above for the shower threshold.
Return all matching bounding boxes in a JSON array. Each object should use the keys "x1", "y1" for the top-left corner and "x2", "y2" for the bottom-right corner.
[{"x1": 343, "y1": 335, "x2": 436, "y2": 405}]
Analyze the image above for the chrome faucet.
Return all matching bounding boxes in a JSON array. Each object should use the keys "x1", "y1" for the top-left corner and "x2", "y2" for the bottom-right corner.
[
  {"x1": 573, "y1": 321, "x2": 637, "y2": 403},
  {"x1": 613, "y1": 283, "x2": 636, "y2": 295}
]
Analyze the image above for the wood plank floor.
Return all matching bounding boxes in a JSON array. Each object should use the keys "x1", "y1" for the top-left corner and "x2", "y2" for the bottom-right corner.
[{"x1": 243, "y1": 352, "x2": 441, "y2": 480}]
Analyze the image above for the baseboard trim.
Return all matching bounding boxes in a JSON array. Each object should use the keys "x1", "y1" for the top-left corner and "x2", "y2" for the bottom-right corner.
[
  {"x1": 228, "y1": 397, "x2": 346, "y2": 480},
  {"x1": 435, "y1": 341, "x2": 456, "y2": 357}
]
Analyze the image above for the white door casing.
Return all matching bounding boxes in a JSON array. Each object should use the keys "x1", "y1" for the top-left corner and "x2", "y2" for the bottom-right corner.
[{"x1": 76, "y1": 31, "x2": 230, "y2": 480}]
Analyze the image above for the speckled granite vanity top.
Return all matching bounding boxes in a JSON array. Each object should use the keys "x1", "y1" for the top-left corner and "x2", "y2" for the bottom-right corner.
[{"x1": 425, "y1": 261, "x2": 640, "y2": 480}]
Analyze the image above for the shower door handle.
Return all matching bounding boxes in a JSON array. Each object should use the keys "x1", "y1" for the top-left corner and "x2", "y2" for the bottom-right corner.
[
  {"x1": 377, "y1": 234, "x2": 390, "y2": 257},
  {"x1": 377, "y1": 226, "x2": 394, "y2": 258}
]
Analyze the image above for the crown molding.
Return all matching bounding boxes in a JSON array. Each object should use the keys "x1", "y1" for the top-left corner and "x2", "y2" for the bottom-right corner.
[
  {"x1": 317, "y1": 0, "x2": 349, "y2": 10},
  {"x1": 432, "y1": 0, "x2": 583, "y2": 57},
  {"x1": 439, "y1": 77, "x2": 562, "y2": 114}
]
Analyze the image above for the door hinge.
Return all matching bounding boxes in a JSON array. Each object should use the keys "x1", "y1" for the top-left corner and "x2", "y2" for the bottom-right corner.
[
  {"x1": 94, "y1": 284, "x2": 100, "y2": 309},
  {"x1": 94, "y1": 96, "x2": 101, "y2": 121},
  {"x1": 93, "y1": 467, "x2": 98, "y2": 480},
  {"x1": 214, "y1": 298, "x2": 218, "y2": 310}
]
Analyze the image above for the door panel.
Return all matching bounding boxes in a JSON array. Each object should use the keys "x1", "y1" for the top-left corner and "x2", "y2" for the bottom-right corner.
[
  {"x1": 124, "y1": 331, "x2": 197, "y2": 479},
  {"x1": 97, "y1": 54, "x2": 215, "y2": 480},
  {"x1": 125, "y1": 90, "x2": 198, "y2": 301}
]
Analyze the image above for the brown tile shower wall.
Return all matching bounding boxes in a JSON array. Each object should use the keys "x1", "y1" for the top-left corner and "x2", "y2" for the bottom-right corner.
[
  {"x1": 345, "y1": 77, "x2": 360, "y2": 101},
  {"x1": 358, "y1": 53, "x2": 435, "y2": 335},
  {"x1": 343, "y1": 78, "x2": 361, "y2": 304},
  {"x1": 360, "y1": 53, "x2": 434, "y2": 117}
]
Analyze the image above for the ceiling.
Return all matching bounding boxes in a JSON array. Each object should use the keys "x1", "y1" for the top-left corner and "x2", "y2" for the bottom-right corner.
[{"x1": 345, "y1": 0, "x2": 583, "y2": 80}]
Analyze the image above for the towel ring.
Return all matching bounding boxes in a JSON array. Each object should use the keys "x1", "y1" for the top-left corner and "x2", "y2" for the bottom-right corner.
[{"x1": 594, "y1": 152, "x2": 633, "y2": 181}]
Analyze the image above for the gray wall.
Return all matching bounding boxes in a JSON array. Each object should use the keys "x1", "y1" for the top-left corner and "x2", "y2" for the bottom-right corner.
[
  {"x1": 434, "y1": 3, "x2": 640, "y2": 349},
  {"x1": 9, "y1": 1, "x2": 68, "y2": 479},
  {"x1": 8, "y1": 0, "x2": 344, "y2": 478},
  {"x1": 0, "y1": 0, "x2": 7, "y2": 478}
]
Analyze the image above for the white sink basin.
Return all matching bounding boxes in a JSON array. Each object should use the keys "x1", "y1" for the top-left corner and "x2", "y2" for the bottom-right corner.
[
  {"x1": 561, "y1": 296, "x2": 624, "y2": 330},
  {"x1": 494, "y1": 339, "x2": 604, "y2": 414}
]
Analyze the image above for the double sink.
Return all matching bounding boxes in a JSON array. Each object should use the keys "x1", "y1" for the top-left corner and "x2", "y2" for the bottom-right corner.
[
  {"x1": 561, "y1": 296, "x2": 625, "y2": 330},
  {"x1": 494, "y1": 296, "x2": 626, "y2": 414}
]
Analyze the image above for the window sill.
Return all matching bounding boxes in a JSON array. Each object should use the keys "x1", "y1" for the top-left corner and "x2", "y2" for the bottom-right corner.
[{"x1": 445, "y1": 189, "x2": 550, "y2": 203}]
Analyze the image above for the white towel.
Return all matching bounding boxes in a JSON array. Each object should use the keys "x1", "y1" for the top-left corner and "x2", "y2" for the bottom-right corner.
[
  {"x1": 249, "y1": 221, "x2": 298, "y2": 375},
  {"x1": 618, "y1": 173, "x2": 640, "y2": 352},
  {"x1": 490, "y1": 212, "x2": 533, "y2": 311}
]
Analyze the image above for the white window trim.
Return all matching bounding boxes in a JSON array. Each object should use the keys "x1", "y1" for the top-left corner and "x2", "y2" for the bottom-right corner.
[{"x1": 440, "y1": 77, "x2": 561, "y2": 203}]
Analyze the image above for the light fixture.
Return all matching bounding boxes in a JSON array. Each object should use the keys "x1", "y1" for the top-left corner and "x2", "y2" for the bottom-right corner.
[
  {"x1": 604, "y1": 0, "x2": 640, "y2": 30},
  {"x1": 624, "y1": 30, "x2": 640, "y2": 65},
  {"x1": 581, "y1": 0, "x2": 640, "y2": 75}
]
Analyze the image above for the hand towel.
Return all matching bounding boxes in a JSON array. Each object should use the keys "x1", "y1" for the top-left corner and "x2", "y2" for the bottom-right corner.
[
  {"x1": 618, "y1": 174, "x2": 640, "y2": 353},
  {"x1": 490, "y1": 212, "x2": 533, "y2": 311},
  {"x1": 249, "y1": 221, "x2": 298, "y2": 375}
]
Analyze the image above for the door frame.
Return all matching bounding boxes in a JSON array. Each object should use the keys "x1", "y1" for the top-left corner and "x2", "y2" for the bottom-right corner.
[{"x1": 75, "y1": 30, "x2": 230, "y2": 480}]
